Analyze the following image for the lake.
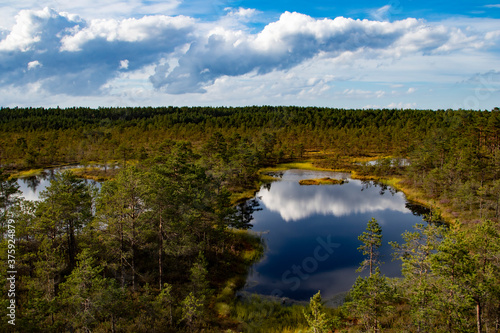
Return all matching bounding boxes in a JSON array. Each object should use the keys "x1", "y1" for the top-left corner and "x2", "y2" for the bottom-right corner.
[
  {"x1": 242, "y1": 169, "x2": 429, "y2": 302},
  {"x1": 15, "y1": 166, "x2": 102, "y2": 201}
]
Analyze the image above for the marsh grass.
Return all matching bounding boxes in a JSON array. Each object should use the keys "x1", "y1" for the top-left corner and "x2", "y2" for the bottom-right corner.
[
  {"x1": 298, "y1": 177, "x2": 345, "y2": 185},
  {"x1": 232, "y1": 295, "x2": 308, "y2": 333},
  {"x1": 9, "y1": 168, "x2": 44, "y2": 179},
  {"x1": 67, "y1": 166, "x2": 117, "y2": 181}
]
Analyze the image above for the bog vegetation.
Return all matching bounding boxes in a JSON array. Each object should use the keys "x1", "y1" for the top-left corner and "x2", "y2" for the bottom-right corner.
[{"x1": 0, "y1": 106, "x2": 499, "y2": 332}]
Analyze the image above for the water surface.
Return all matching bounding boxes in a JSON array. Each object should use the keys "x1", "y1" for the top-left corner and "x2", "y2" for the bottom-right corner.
[
  {"x1": 243, "y1": 169, "x2": 427, "y2": 301},
  {"x1": 16, "y1": 166, "x2": 102, "y2": 201}
]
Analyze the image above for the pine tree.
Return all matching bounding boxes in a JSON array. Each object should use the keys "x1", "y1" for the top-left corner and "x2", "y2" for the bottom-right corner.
[
  {"x1": 58, "y1": 249, "x2": 125, "y2": 332},
  {"x1": 390, "y1": 223, "x2": 444, "y2": 332},
  {"x1": 357, "y1": 217, "x2": 383, "y2": 275},
  {"x1": 303, "y1": 291, "x2": 331, "y2": 333},
  {"x1": 181, "y1": 292, "x2": 203, "y2": 332},
  {"x1": 36, "y1": 171, "x2": 94, "y2": 269},
  {"x1": 347, "y1": 269, "x2": 395, "y2": 332}
]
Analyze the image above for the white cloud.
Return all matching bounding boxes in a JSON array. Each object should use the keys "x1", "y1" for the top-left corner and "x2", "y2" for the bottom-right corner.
[
  {"x1": 60, "y1": 14, "x2": 195, "y2": 51},
  {"x1": 387, "y1": 102, "x2": 417, "y2": 109},
  {"x1": 0, "y1": 7, "x2": 75, "y2": 51},
  {"x1": 486, "y1": 30, "x2": 500, "y2": 40},
  {"x1": 119, "y1": 59, "x2": 129, "y2": 69},
  {"x1": 154, "y1": 12, "x2": 492, "y2": 94},
  {"x1": 27, "y1": 60, "x2": 42, "y2": 70},
  {"x1": 0, "y1": 7, "x2": 499, "y2": 107},
  {"x1": 224, "y1": 7, "x2": 257, "y2": 19},
  {"x1": 0, "y1": 7, "x2": 196, "y2": 95},
  {"x1": 338, "y1": 89, "x2": 386, "y2": 99}
]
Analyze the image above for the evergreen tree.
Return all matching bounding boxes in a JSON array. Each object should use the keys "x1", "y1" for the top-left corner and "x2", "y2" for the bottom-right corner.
[
  {"x1": 181, "y1": 292, "x2": 204, "y2": 332},
  {"x1": 347, "y1": 268, "x2": 395, "y2": 332},
  {"x1": 0, "y1": 169, "x2": 20, "y2": 239},
  {"x1": 357, "y1": 217, "x2": 383, "y2": 275},
  {"x1": 153, "y1": 283, "x2": 175, "y2": 328},
  {"x1": 36, "y1": 171, "x2": 94, "y2": 269},
  {"x1": 303, "y1": 291, "x2": 331, "y2": 333},
  {"x1": 58, "y1": 249, "x2": 125, "y2": 332},
  {"x1": 94, "y1": 166, "x2": 147, "y2": 290},
  {"x1": 390, "y1": 223, "x2": 444, "y2": 332}
]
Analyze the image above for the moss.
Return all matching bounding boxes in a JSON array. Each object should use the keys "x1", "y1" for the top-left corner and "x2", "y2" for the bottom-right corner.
[
  {"x1": 9, "y1": 168, "x2": 44, "y2": 179},
  {"x1": 298, "y1": 177, "x2": 345, "y2": 185},
  {"x1": 67, "y1": 166, "x2": 117, "y2": 181}
]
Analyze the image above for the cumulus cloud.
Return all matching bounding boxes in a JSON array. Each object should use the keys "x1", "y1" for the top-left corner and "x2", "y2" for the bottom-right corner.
[
  {"x1": 153, "y1": 12, "x2": 489, "y2": 93},
  {"x1": 27, "y1": 60, "x2": 42, "y2": 70},
  {"x1": 0, "y1": 8, "x2": 497, "y2": 97},
  {"x1": 0, "y1": 7, "x2": 195, "y2": 95}
]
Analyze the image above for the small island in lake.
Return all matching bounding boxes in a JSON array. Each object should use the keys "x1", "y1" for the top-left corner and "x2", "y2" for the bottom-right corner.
[{"x1": 298, "y1": 177, "x2": 346, "y2": 185}]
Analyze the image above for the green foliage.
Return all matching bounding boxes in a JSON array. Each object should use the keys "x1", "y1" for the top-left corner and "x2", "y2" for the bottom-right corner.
[
  {"x1": 58, "y1": 249, "x2": 124, "y2": 332},
  {"x1": 357, "y1": 217, "x2": 383, "y2": 275},
  {"x1": 232, "y1": 295, "x2": 309, "y2": 332},
  {"x1": 181, "y1": 292, "x2": 205, "y2": 331},
  {"x1": 390, "y1": 223, "x2": 445, "y2": 331},
  {"x1": 303, "y1": 291, "x2": 331, "y2": 333},
  {"x1": 346, "y1": 268, "x2": 396, "y2": 332}
]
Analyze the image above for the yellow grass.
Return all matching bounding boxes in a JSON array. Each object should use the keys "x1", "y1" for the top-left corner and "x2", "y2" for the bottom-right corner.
[
  {"x1": 9, "y1": 168, "x2": 44, "y2": 179},
  {"x1": 298, "y1": 177, "x2": 345, "y2": 185}
]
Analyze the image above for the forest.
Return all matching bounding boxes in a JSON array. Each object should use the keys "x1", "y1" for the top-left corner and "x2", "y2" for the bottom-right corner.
[{"x1": 0, "y1": 106, "x2": 499, "y2": 332}]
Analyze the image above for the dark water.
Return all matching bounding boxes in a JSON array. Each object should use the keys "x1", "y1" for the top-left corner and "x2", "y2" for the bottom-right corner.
[{"x1": 243, "y1": 169, "x2": 428, "y2": 301}]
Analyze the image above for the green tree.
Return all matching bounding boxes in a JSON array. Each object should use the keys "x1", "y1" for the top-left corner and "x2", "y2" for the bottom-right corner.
[
  {"x1": 431, "y1": 227, "x2": 476, "y2": 332},
  {"x1": 0, "y1": 169, "x2": 20, "y2": 239},
  {"x1": 58, "y1": 249, "x2": 125, "y2": 332},
  {"x1": 303, "y1": 291, "x2": 331, "y2": 333},
  {"x1": 190, "y1": 251, "x2": 210, "y2": 298},
  {"x1": 181, "y1": 292, "x2": 204, "y2": 332},
  {"x1": 153, "y1": 283, "x2": 175, "y2": 328},
  {"x1": 358, "y1": 217, "x2": 383, "y2": 275},
  {"x1": 95, "y1": 166, "x2": 147, "y2": 290},
  {"x1": 347, "y1": 269, "x2": 395, "y2": 332},
  {"x1": 36, "y1": 170, "x2": 94, "y2": 269},
  {"x1": 390, "y1": 223, "x2": 444, "y2": 332}
]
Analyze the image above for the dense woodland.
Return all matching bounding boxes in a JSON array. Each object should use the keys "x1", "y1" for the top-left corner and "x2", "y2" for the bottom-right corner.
[{"x1": 0, "y1": 106, "x2": 500, "y2": 332}]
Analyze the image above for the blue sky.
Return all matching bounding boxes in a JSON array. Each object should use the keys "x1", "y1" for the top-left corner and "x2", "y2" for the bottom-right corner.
[{"x1": 0, "y1": 0, "x2": 499, "y2": 109}]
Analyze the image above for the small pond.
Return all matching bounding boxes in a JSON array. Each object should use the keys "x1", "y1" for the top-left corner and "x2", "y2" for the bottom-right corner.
[
  {"x1": 242, "y1": 169, "x2": 429, "y2": 302},
  {"x1": 15, "y1": 166, "x2": 105, "y2": 201}
]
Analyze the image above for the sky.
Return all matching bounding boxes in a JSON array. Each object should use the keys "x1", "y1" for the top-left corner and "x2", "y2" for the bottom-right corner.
[{"x1": 0, "y1": 0, "x2": 499, "y2": 109}]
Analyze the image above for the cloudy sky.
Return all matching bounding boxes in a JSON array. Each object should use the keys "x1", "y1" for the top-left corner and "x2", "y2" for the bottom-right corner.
[{"x1": 1, "y1": 0, "x2": 499, "y2": 109}]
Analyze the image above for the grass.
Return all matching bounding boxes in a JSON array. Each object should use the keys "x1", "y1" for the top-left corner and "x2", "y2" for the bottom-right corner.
[
  {"x1": 231, "y1": 295, "x2": 309, "y2": 333},
  {"x1": 380, "y1": 176, "x2": 456, "y2": 224},
  {"x1": 298, "y1": 177, "x2": 345, "y2": 185},
  {"x1": 258, "y1": 161, "x2": 333, "y2": 176},
  {"x1": 9, "y1": 168, "x2": 45, "y2": 179},
  {"x1": 67, "y1": 166, "x2": 117, "y2": 181}
]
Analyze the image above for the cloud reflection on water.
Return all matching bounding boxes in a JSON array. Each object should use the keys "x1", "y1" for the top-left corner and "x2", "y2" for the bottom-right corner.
[{"x1": 257, "y1": 170, "x2": 409, "y2": 221}]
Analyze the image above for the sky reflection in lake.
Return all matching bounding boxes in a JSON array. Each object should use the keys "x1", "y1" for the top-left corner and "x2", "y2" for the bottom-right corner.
[
  {"x1": 16, "y1": 167, "x2": 101, "y2": 201},
  {"x1": 243, "y1": 169, "x2": 427, "y2": 301}
]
